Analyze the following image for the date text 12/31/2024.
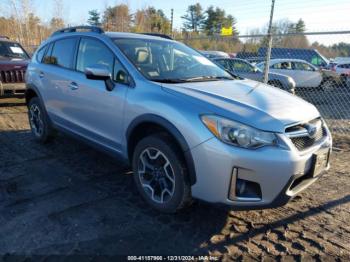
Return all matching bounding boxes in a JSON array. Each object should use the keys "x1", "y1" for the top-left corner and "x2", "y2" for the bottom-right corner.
[{"x1": 127, "y1": 256, "x2": 219, "y2": 261}]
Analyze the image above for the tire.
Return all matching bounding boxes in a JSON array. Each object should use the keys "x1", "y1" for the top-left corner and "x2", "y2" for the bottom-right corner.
[
  {"x1": 27, "y1": 97, "x2": 54, "y2": 143},
  {"x1": 320, "y1": 79, "x2": 336, "y2": 92},
  {"x1": 132, "y1": 134, "x2": 192, "y2": 213}
]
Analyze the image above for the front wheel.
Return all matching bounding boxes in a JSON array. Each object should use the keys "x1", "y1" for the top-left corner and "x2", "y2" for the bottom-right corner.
[
  {"x1": 320, "y1": 79, "x2": 336, "y2": 92},
  {"x1": 28, "y1": 97, "x2": 53, "y2": 143},
  {"x1": 132, "y1": 134, "x2": 192, "y2": 213}
]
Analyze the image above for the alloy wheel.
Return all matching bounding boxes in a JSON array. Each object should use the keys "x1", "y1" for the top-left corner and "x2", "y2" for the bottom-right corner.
[
  {"x1": 137, "y1": 147, "x2": 175, "y2": 204},
  {"x1": 29, "y1": 104, "x2": 44, "y2": 137}
]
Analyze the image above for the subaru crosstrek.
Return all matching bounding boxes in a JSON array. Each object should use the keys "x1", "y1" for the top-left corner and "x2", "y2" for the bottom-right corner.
[{"x1": 25, "y1": 26, "x2": 332, "y2": 213}]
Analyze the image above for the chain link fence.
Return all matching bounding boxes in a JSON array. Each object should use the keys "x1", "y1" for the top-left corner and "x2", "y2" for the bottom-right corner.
[
  {"x1": 179, "y1": 31, "x2": 350, "y2": 136},
  {"x1": 22, "y1": 32, "x2": 350, "y2": 136}
]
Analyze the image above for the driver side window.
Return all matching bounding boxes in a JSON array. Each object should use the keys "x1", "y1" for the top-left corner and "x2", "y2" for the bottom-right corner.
[
  {"x1": 76, "y1": 37, "x2": 129, "y2": 84},
  {"x1": 76, "y1": 38, "x2": 113, "y2": 73}
]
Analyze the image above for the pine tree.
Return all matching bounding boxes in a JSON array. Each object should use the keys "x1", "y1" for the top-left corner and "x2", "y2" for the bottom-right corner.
[
  {"x1": 88, "y1": 9, "x2": 101, "y2": 26},
  {"x1": 295, "y1": 19, "x2": 306, "y2": 33},
  {"x1": 181, "y1": 3, "x2": 205, "y2": 33},
  {"x1": 203, "y1": 6, "x2": 238, "y2": 36}
]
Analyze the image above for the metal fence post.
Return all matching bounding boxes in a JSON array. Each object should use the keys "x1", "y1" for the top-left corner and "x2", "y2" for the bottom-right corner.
[{"x1": 263, "y1": 0, "x2": 276, "y2": 83}]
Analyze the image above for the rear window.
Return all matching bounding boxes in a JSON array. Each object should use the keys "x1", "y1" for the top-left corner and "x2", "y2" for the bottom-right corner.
[{"x1": 48, "y1": 38, "x2": 77, "y2": 69}]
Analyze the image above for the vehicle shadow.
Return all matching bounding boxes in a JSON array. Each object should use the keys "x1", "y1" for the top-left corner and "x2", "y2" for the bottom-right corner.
[{"x1": 0, "y1": 129, "x2": 348, "y2": 258}]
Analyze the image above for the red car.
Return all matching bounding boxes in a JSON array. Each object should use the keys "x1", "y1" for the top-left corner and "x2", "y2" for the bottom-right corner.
[{"x1": 0, "y1": 36, "x2": 29, "y2": 96}]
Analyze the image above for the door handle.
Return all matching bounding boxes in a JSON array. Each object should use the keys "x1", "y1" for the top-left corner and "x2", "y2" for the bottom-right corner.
[
  {"x1": 39, "y1": 71, "x2": 44, "y2": 78},
  {"x1": 69, "y1": 82, "x2": 79, "y2": 90}
]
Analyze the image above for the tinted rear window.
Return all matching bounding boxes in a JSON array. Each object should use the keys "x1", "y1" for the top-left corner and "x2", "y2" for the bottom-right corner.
[{"x1": 49, "y1": 38, "x2": 77, "y2": 69}]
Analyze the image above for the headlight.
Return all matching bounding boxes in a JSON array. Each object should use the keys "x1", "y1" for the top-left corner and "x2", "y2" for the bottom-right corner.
[
  {"x1": 201, "y1": 115, "x2": 278, "y2": 149},
  {"x1": 287, "y1": 77, "x2": 296, "y2": 86}
]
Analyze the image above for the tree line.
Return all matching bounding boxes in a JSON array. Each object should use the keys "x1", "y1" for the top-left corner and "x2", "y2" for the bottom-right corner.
[
  {"x1": 86, "y1": 3, "x2": 238, "y2": 36},
  {"x1": 0, "y1": 0, "x2": 349, "y2": 58}
]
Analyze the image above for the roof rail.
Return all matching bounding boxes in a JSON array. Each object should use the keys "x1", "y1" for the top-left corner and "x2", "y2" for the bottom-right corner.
[
  {"x1": 0, "y1": 35, "x2": 10, "y2": 39},
  {"x1": 140, "y1": 33, "x2": 173, "y2": 40},
  {"x1": 51, "y1": 26, "x2": 104, "y2": 37}
]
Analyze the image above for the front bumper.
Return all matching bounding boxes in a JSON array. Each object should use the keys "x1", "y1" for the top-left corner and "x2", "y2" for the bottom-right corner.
[
  {"x1": 190, "y1": 132, "x2": 332, "y2": 209},
  {"x1": 0, "y1": 82, "x2": 26, "y2": 96}
]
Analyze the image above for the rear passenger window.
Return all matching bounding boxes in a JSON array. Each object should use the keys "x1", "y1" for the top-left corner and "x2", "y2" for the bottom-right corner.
[
  {"x1": 43, "y1": 43, "x2": 53, "y2": 64},
  {"x1": 76, "y1": 38, "x2": 113, "y2": 73},
  {"x1": 36, "y1": 45, "x2": 47, "y2": 63},
  {"x1": 49, "y1": 38, "x2": 77, "y2": 69},
  {"x1": 272, "y1": 62, "x2": 291, "y2": 70}
]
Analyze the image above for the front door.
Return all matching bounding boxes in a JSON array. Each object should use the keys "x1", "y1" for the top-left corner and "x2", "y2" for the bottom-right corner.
[{"x1": 64, "y1": 37, "x2": 129, "y2": 152}]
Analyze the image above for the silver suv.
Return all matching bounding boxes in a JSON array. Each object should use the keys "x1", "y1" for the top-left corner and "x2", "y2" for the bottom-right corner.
[{"x1": 25, "y1": 26, "x2": 332, "y2": 213}]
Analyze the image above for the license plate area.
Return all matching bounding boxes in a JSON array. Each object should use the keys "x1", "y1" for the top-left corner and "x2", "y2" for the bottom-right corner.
[{"x1": 312, "y1": 149, "x2": 330, "y2": 177}]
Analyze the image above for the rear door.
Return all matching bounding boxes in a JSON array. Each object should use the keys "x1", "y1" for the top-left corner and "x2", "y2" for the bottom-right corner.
[
  {"x1": 269, "y1": 61, "x2": 299, "y2": 85},
  {"x1": 39, "y1": 37, "x2": 79, "y2": 124}
]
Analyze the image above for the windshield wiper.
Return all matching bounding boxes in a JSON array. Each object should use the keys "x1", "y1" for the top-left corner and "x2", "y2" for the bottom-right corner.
[
  {"x1": 151, "y1": 75, "x2": 235, "y2": 84},
  {"x1": 151, "y1": 78, "x2": 187, "y2": 83},
  {"x1": 182, "y1": 75, "x2": 234, "y2": 82}
]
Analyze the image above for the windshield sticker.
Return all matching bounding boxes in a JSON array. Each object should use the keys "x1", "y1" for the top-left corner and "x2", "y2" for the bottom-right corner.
[
  {"x1": 193, "y1": 56, "x2": 214, "y2": 66},
  {"x1": 10, "y1": 46, "x2": 24, "y2": 54},
  {"x1": 148, "y1": 71, "x2": 159, "y2": 77}
]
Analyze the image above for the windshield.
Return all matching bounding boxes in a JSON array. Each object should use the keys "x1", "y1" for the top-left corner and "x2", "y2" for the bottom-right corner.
[
  {"x1": 0, "y1": 41, "x2": 29, "y2": 60},
  {"x1": 113, "y1": 38, "x2": 233, "y2": 83}
]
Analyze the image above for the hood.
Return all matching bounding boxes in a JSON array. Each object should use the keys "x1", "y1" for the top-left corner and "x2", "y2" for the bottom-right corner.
[
  {"x1": 162, "y1": 79, "x2": 320, "y2": 133},
  {"x1": 0, "y1": 59, "x2": 29, "y2": 71}
]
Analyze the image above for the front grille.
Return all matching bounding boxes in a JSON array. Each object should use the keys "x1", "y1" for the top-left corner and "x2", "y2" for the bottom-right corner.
[
  {"x1": 0, "y1": 70, "x2": 26, "y2": 83},
  {"x1": 286, "y1": 118, "x2": 327, "y2": 151}
]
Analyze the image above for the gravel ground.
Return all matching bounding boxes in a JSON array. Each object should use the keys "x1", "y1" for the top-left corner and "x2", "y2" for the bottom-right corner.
[{"x1": 0, "y1": 97, "x2": 349, "y2": 261}]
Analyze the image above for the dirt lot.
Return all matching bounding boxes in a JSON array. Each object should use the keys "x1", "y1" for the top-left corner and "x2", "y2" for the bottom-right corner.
[{"x1": 0, "y1": 97, "x2": 349, "y2": 261}]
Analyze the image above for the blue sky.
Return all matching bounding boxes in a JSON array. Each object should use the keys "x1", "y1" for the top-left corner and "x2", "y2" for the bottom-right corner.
[{"x1": 2, "y1": 0, "x2": 350, "y2": 44}]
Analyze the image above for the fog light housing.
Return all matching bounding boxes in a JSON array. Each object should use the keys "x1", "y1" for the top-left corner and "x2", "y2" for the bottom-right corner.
[{"x1": 229, "y1": 168, "x2": 262, "y2": 201}]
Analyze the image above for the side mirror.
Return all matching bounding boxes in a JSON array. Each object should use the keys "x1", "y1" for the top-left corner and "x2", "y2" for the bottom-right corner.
[{"x1": 85, "y1": 65, "x2": 115, "y2": 91}]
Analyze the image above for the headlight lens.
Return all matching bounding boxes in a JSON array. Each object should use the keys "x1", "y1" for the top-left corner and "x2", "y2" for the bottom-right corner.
[
  {"x1": 201, "y1": 115, "x2": 278, "y2": 149},
  {"x1": 287, "y1": 77, "x2": 296, "y2": 86}
]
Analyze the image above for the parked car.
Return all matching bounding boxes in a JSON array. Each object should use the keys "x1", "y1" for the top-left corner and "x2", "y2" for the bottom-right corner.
[
  {"x1": 335, "y1": 63, "x2": 350, "y2": 87},
  {"x1": 335, "y1": 63, "x2": 350, "y2": 76},
  {"x1": 200, "y1": 50, "x2": 230, "y2": 59},
  {"x1": 257, "y1": 59, "x2": 336, "y2": 90},
  {"x1": 238, "y1": 48, "x2": 329, "y2": 68},
  {"x1": 0, "y1": 36, "x2": 30, "y2": 96},
  {"x1": 325, "y1": 61, "x2": 338, "y2": 71},
  {"x1": 26, "y1": 26, "x2": 332, "y2": 213},
  {"x1": 334, "y1": 57, "x2": 350, "y2": 65},
  {"x1": 213, "y1": 57, "x2": 295, "y2": 93}
]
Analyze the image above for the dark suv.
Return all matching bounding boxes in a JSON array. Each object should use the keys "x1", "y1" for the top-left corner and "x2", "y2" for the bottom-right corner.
[{"x1": 0, "y1": 36, "x2": 30, "y2": 96}]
